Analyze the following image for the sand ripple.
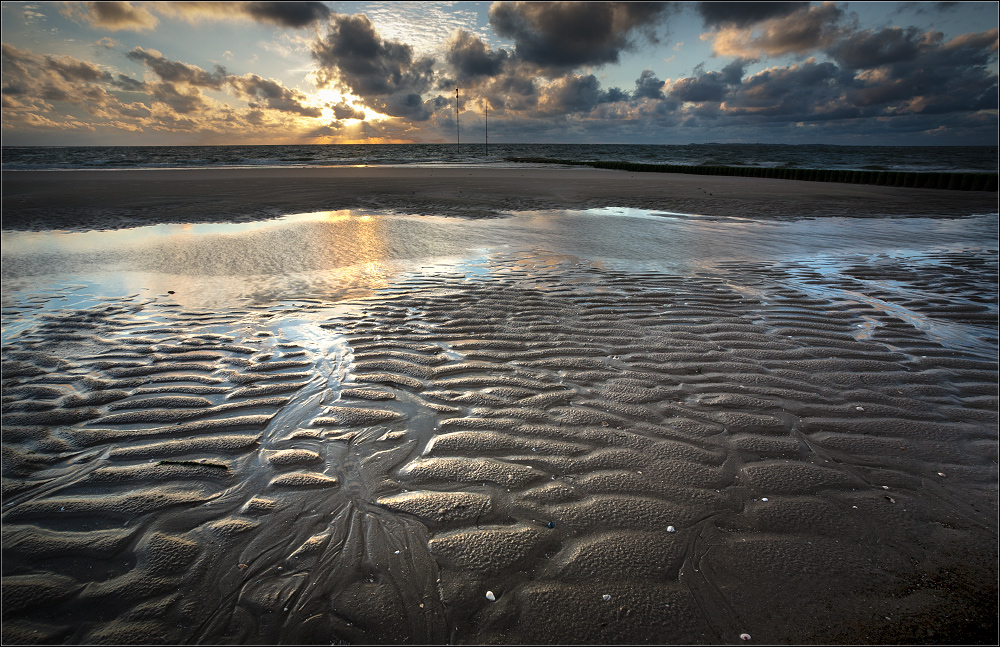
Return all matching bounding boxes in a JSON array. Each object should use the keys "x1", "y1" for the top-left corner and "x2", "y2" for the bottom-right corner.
[{"x1": 2, "y1": 249, "x2": 996, "y2": 644}]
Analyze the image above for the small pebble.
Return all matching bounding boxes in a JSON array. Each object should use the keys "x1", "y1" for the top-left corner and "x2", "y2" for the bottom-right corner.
[
  {"x1": 666, "y1": 525, "x2": 676, "y2": 533},
  {"x1": 761, "y1": 498, "x2": 768, "y2": 502},
  {"x1": 740, "y1": 633, "x2": 752, "y2": 641},
  {"x1": 937, "y1": 472, "x2": 946, "y2": 478},
  {"x1": 546, "y1": 521, "x2": 555, "y2": 529},
  {"x1": 486, "y1": 591, "x2": 496, "y2": 602}
]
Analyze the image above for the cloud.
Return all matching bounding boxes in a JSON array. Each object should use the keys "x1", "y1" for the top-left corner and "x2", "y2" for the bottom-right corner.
[
  {"x1": 722, "y1": 59, "x2": 847, "y2": 116},
  {"x1": 148, "y1": 81, "x2": 208, "y2": 114},
  {"x1": 311, "y1": 13, "x2": 436, "y2": 120},
  {"x1": 696, "y1": 2, "x2": 809, "y2": 28},
  {"x1": 111, "y1": 73, "x2": 147, "y2": 92},
  {"x1": 61, "y1": 1, "x2": 158, "y2": 31},
  {"x1": 5, "y1": 3, "x2": 997, "y2": 146},
  {"x1": 446, "y1": 29, "x2": 509, "y2": 81},
  {"x1": 44, "y1": 55, "x2": 107, "y2": 83},
  {"x1": 126, "y1": 47, "x2": 227, "y2": 88},
  {"x1": 701, "y1": 2, "x2": 849, "y2": 58},
  {"x1": 330, "y1": 101, "x2": 366, "y2": 120},
  {"x1": 680, "y1": 21, "x2": 996, "y2": 129},
  {"x1": 1, "y1": 44, "x2": 349, "y2": 144},
  {"x1": 126, "y1": 47, "x2": 323, "y2": 117},
  {"x1": 827, "y1": 26, "x2": 931, "y2": 70},
  {"x1": 634, "y1": 69, "x2": 666, "y2": 100},
  {"x1": 62, "y1": 1, "x2": 329, "y2": 31},
  {"x1": 156, "y1": 1, "x2": 330, "y2": 28},
  {"x1": 489, "y1": 1, "x2": 672, "y2": 71},
  {"x1": 1, "y1": 43, "x2": 153, "y2": 125},
  {"x1": 229, "y1": 74, "x2": 321, "y2": 117},
  {"x1": 539, "y1": 74, "x2": 603, "y2": 114},
  {"x1": 669, "y1": 58, "x2": 753, "y2": 104}
]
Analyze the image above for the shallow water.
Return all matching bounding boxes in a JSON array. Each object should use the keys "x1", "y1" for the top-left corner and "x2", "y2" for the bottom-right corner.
[{"x1": 3, "y1": 209, "x2": 997, "y2": 355}]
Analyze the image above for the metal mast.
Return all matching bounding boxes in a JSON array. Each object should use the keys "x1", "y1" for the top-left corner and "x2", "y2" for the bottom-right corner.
[{"x1": 455, "y1": 87, "x2": 460, "y2": 153}]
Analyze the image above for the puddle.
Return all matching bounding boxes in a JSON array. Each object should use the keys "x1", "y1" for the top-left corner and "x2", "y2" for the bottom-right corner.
[{"x1": 3, "y1": 209, "x2": 997, "y2": 354}]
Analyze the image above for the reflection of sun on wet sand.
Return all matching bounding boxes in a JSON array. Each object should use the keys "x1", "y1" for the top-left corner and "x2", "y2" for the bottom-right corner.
[{"x1": 1, "y1": 169, "x2": 998, "y2": 645}]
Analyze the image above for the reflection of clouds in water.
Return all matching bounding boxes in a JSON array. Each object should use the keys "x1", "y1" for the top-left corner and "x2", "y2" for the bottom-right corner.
[{"x1": 3, "y1": 210, "x2": 997, "y2": 312}]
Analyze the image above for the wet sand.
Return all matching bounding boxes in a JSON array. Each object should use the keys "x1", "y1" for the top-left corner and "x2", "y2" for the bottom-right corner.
[
  {"x1": 3, "y1": 166, "x2": 999, "y2": 231},
  {"x1": 2, "y1": 169, "x2": 998, "y2": 645}
]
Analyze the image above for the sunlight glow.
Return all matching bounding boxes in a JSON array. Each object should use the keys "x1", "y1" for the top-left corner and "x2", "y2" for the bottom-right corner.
[{"x1": 310, "y1": 88, "x2": 391, "y2": 125}]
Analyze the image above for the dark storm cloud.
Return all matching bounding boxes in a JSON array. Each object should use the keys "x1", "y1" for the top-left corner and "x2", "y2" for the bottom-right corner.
[
  {"x1": 604, "y1": 86, "x2": 630, "y2": 103},
  {"x1": 827, "y1": 26, "x2": 929, "y2": 70},
  {"x1": 126, "y1": 47, "x2": 227, "y2": 88},
  {"x1": 446, "y1": 30, "x2": 509, "y2": 80},
  {"x1": 688, "y1": 20, "x2": 996, "y2": 128},
  {"x1": 311, "y1": 13, "x2": 435, "y2": 120},
  {"x1": 833, "y1": 28, "x2": 998, "y2": 115},
  {"x1": 703, "y1": 2, "x2": 849, "y2": 58},
  {"x1": 724, "y1": 60, "x2": 846, "y2": 115},
  {"x1": 669, "y1": 73, "x2": 728, "y2": 103},
  {"x1": 718, "y1": 57, "x2": 755, "y2": 84},
  {"x1": 542, "y1": 74, "x2": 626, "y2": 114},
  {"x1": 229, "y1": 74, "x2": 321, "y2": 117},
  {"x1": 633, "y1": 69, "x2": 665, "y2": 100},
  {"x1": 668, "y1": 59, "x2": 751, "y2": 104},
  {"x1": 240, "y1": 2, "x2": 330, "y2": 28},
  {"x1": 696, "y1": 2, "x2": 808, "y2": 28},
  {"x1": 489, "y1": 1, "x2": 672, "y2": 70},
  {"x1": 753, "y1": 2, "x2": 847, "y2": 56}
]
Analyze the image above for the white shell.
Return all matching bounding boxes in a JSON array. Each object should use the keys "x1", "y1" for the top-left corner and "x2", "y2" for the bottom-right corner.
[{"x1": 485, "y1": 591, "x2": 496, "y2": 601}]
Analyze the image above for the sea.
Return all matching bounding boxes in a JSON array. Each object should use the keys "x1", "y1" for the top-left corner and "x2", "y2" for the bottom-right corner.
[{"x1": 2, "y1": 143, "x2": 997, "y2": 174}]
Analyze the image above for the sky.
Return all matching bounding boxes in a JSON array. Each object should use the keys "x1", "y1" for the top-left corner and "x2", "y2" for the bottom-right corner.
[{"x1": 1, "y1": 1, "x2": 997, "y2": 146}]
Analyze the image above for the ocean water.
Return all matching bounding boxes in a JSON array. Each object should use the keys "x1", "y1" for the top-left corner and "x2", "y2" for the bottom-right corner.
[{"x1": 2, "y1": 143, "x2": 997, "y2": 174}]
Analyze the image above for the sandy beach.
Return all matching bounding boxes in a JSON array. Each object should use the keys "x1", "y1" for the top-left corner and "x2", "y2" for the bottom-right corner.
[
  {"x1": 2, "y1": 167, "x2": 998, "y2": 645},
  {"x1": 4, "y1": 166, "x2": 998, "y2": 231}
]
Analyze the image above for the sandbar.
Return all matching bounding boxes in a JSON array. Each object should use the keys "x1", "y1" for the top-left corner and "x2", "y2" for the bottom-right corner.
[{"x1": 3, "y1": 166, "x2": 998, "y2": 231}]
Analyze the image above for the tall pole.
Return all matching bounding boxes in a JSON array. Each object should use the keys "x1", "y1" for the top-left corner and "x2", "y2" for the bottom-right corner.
[
  {"x1": 485, "y1": 99, "x2": 488, "y2": 157},
  {"x1": 455, "y1": 87, "x2": 460, "y2": 154}
]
